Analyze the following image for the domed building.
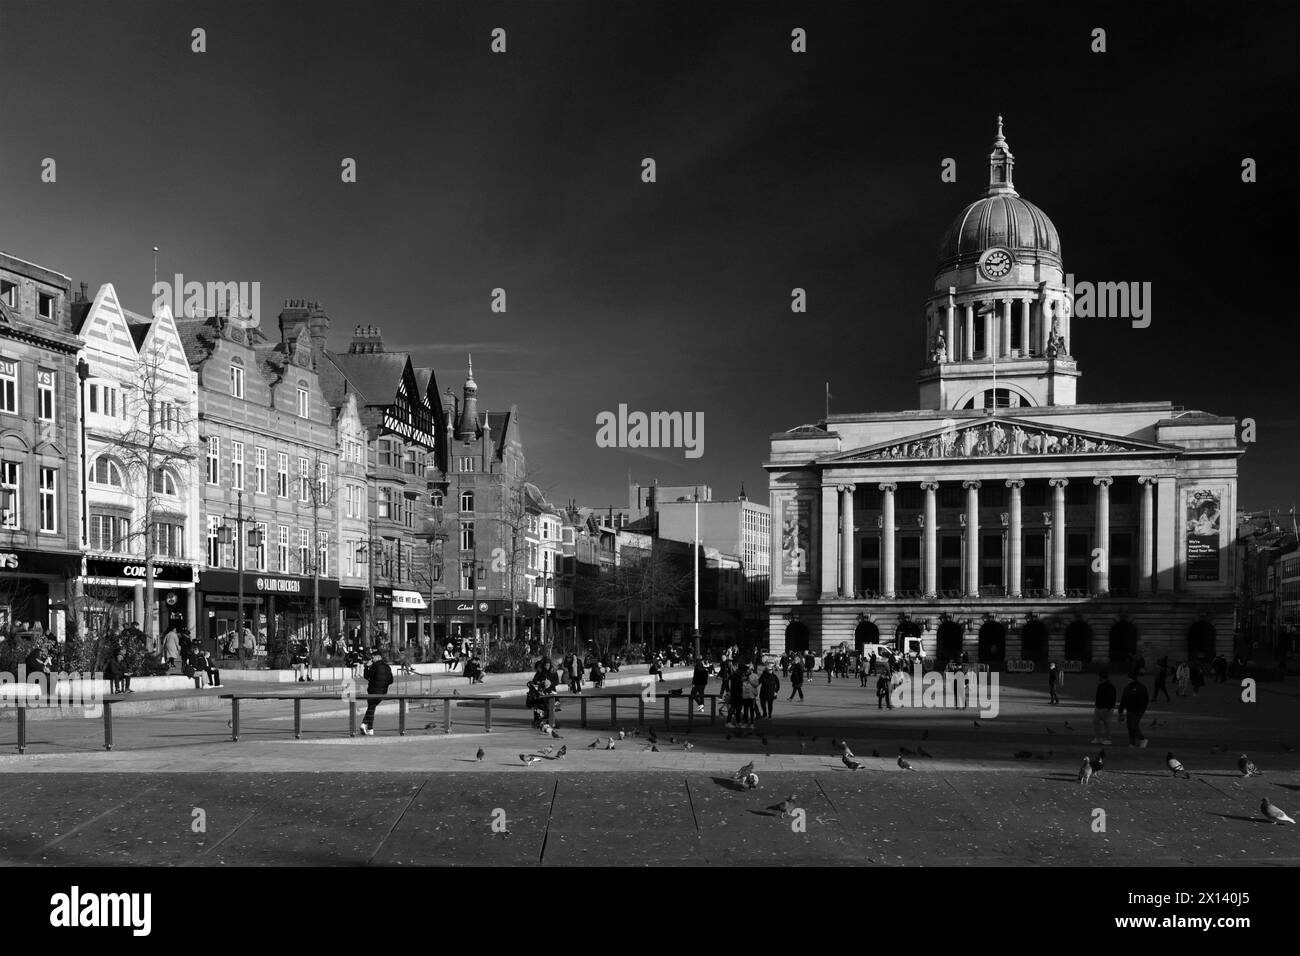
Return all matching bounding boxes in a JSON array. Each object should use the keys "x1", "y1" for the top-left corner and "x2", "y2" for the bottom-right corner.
[{"x1": 766, "y1": 120, "x2": 1242, "y2": 668}]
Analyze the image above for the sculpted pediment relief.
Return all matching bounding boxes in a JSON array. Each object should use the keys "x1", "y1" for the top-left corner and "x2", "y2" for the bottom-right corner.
[{"x1": 830, "y1": 418, "x2": 1173, "y2": 463}]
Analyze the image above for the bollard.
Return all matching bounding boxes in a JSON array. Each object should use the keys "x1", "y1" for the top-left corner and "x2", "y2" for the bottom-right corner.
[
  {"x1": 442, "y1": 698, "x2": 452, "y2": 733},
  {"x1": 610, "y1": 696, "x2": 617, "y2": 729},
  {"x1": 17, "y1": 704, "x2": 26, "y2": 754},
  {"x1": 294, "y1": 698, "x2": 302, "y2": 739},
  {"x1": 484, "y1": 698, "x2": 492, "y2": 733},
  {"x1": 231, "y1": 698, "x2": 241, "y2": 742},
  {"x1": 638, "y1": 696, "x2": 644, "y2": 726},
  {"x1": 103, "y1": 700, "x2": 114, "y2": 751},
  {"x1": 580, "y1": 696, "x2": 588, "y2": 728},
  {"x1": 710, "y1": 696, "x2": 717, "y2": 724},
  {"x1": 663, "y1": 695, "x2": 670, "y2": 730},
  {"x1": 348, "y1": 700, "x2": 357, "y2": 737},
  {"x1": 398, "y1": 698, "x2": 407, "y2": 736}
]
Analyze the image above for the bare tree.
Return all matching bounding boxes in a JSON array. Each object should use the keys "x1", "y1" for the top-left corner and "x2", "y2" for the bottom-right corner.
[{"x1": 107, "y1": 340, "x2": 201, "y2": 650}]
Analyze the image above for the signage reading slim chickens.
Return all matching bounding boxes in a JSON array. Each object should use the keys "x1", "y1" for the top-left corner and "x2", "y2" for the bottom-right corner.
[
  {"x1": 780, "y1": 497, "x2": 810, "y2": 584},
  {"x1": 1185, "y1": 489, "x2": 1222, "y2": 581}
]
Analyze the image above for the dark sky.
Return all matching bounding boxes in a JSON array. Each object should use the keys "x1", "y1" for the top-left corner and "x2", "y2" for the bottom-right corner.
[{"x1": 2, "y1": 0, "x2": 1296, "y2": 510}]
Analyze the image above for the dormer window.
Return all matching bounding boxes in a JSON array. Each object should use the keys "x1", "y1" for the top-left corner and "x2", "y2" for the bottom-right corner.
[
  {"x1": 37, "y1": 292, "x2": 55, "y2": 320},
  {"x1": 297, "y1": 382, "x2": 310, "y2": 418},
  {"x1": 230, "y1": 358, "x2": 245, "y2": 399}
]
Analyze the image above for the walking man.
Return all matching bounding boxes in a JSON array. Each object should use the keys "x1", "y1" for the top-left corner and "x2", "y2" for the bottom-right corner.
[
  {"x1": 876, "y1": 670, "x2": 893, "y2": 710},
  {"x1": 759, "y1": 665, "x2": 779, "y2": 719},
  {"x1": 1091, "y1": 669, "x2": 1115, "y2": 745},
  {"x1": 1117, "y1": 670, "x2": 1149, "y2": 748},
  {"x1": 1152, "y1": 656, "x2": 1171, "y2": 703},
  {"x1": 360, "y1": 650, "x2": 394, "y2": 736},
  {"x1": 1048, "y1": 661, "x2": 1061, "y2": 705},
  {"x1": 691, "y1": 656, "x2": 709, "y2": 713},
  {"x1": 788, "y1": 657, "x2": 805, "y2": 701}
]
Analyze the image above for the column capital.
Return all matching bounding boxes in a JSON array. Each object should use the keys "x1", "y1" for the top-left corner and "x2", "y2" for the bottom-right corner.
[
  {"x1": 836, "y1": 483, "x2": 856, "y2": 494},
  {"x1": 1048, "y1": 477, "x2": 1070, "y2": 489},
  {"x1": 1093, "y1": 476, "x2": 1113, "y2": 488},
  {"x1": 962, "y1": 480, "x2": 981, "y2": 491},
  {"x1": 1005, "y1": 478, "x2": 1025, "y2": 490},
  {"x1": 1137, "y1": 475, "x2": 1156, "y2": 486},
  {"x1": 920, "y1": 480, "x2": 940, "y2": 492},
  {"x1": 878, "y1": 482, "x2": 898, "y2": 493}
]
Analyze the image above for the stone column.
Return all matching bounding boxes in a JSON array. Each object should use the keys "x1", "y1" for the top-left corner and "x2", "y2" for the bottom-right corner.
[
  {"x1": 133, "y1": 583, "x2": 145, "y2": 628},
  {"x1": 964, "y1": 480, "x2": 981, "y2": 596},
  {"x1": 1094, "y1": 477, "x2": 1112, "y2": 595},
  {"x1": 964, "y1": 304, "x2": 975, "y2": 360},
  {"x1": 839, "y1": 484, "x2": 856, "y2": 598},
  {"x1": 1138, "y1": 476, "x2": 1154, "y2": 593},
  {"x1": 1001, "y1": 299, "x2": 1013, "y2": 357},
  {"x1": 921, "y1": 481, "x2": 938, "y2": 597},
  {"x1": 880, "y1": 482, "x2": 897, "y2": 599},
  {"x1": 944, "y1": 303, "x2": 955, "y2": 359},
  {"x1": 984, "y1": 307, "x2": 996, "y2": 359},
  {"x1": 1049, "y1": 478, "x2": 1068, "y2": 596},
  {"x1": 820, "y1": 484, "x2": 839, "y2": 598},
  {"x1": 1020, "y1": 298, "x2": 1031, "y2": 356},
  {"x1": 1006, "y1": 479, "x2": 1024, "y2": 597},
  {"x1": 1156, "y1": 475, "x2": 1176, "y2": 592},
  {"x1": 186, "y1": 587, "x2": 197, "y2": 632}
]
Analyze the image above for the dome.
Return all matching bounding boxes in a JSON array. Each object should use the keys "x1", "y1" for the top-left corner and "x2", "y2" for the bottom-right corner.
[
  {"x1": 937, "y1": 193, "x2": 1061, "y2": 271},
  {"x1": 935, "y1": 117, "x2": 1062, "y2": 272}
]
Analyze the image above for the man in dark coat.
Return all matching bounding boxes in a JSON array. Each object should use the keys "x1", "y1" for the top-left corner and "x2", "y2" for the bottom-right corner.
[
  {"x1": 788, "y1": 658, "x2": 805, "y2": 701},
  {"x1": 1117, "y1": 671, "x2": 1149, "y2": 748},
  {"x1": 360, "y1": 651, "x2": 394, "y2": 735},
  {"x1": 691, "y1": 658, "x2": 709, "y2": 712}
]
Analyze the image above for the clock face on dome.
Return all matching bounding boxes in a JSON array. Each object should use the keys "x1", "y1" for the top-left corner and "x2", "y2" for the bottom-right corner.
[{"x1": 980, "y1": 248, "x2": 1013, "y2": 279}]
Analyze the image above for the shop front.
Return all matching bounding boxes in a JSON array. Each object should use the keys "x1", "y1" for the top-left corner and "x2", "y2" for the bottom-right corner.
[
  {"x1": 431, "y1": 598, "x2": 538, "y2": 652},
  {"x1": 198, "y1": 569, "x2": 340, "y2": 655},
  {"x1": 0, "y1": 547, "x2": 80, "y2": 639},
  {"x1": 80, "y1": 557, "x2": 198, "y2": 638},
  {"x1": 378, "y1": 587, "x2": 429, "y2": 649}
]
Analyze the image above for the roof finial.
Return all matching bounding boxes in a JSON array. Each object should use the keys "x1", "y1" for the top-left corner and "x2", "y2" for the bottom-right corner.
[
  {"x1": 995, "y1": 114, "x2": 1004, "y2": 144},
  {"x1": 987, "y1": 115, "x2": 1016, "y2": 196}
]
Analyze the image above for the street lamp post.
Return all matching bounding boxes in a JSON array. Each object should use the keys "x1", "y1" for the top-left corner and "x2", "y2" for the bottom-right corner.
[{"x1": 218, "y1": 491, "x2": 261, "y2": 663}]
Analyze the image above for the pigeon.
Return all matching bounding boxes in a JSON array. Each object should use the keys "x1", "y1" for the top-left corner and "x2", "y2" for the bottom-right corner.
[
  {"x1": 741, "y1": 772, "x2": 759, "y2": 790},
  {"x1": 1078, "y1": 755, "x2": 1093, "y2": 786},
  {"x1": 761, "y1": 735, "x2": 770, "y2": 747},
  {"x1": 1238, "y1": 754, "x2": 1260, "y2": 777},
  {"x1": 587, "y1": 739, "x2": 600, "y2": 750},
  {"x1": 683, "y1": 741, "x2": 695, "y2": 751},
  {"x1": 734, "y1": 761, "x2": 756, "y2": 781},
  {"x1": 1093, "y1": 748, "x2": 1106, "y2": 775},
  {"x1": 897, "y1": 755, "x2": 914, "y2": 771},
  {"x1": 973, "y1": 719, "x2": 981, "y2": 728},
  {"x1": 554, "y1": 745, "x2": 566, "y2": 758},
  {"x1": 550, "y1": 728, "x2": 562, "y2": 739},
  {"x1": 1045, "y1": 726, "x2": 1056, "y2": 736},
  {"x1": 872, "y1": 749, "x2": 881, "y2": 758},
  {"x1": 917, "y1": 746, "x2": 932, "y2": 759},
  {"x1": 1166, "y1": 752, "x2": 1190, "y2": 779},
  {"x1": 839, "y1": 741, "x2": 855, "y2": 758},
  {"x1": 605, "y1": 738, "x2": 616, "y2": 751},
  {"x1": 842, "y1": 753, "x2": 863, "y2": 771},
  {"x1": 475, "y1": 747, "x2": 485, "y2": 762},
  {"x1": 1013, "y1": 750, "x2": 1033, "y2": 760},
  {"x1": 1064, "y1": 721, "x2": 1073, "y2": 731},
  {"x1": 767, "y1": 795, "x2": 796, "y2": 817},
  {"x1": 519, "y1": 754, "x2": 541, "y2": 766},
  {"x1": 540, "y1": 723, "x2": 552, "y2": 736},
  {"x1": 1261, "y1": 798, "x2": 1296, "y2": 825},
  {"x1": 618, "y1": 730, "x2": 626, "y2": 740},
  {"x1": 647, "y1": 727, "x2": 658, "y2": 744},
  {"x1": 650, "y1": 745, "x2": 660, "y2": 753},
  {"x1": 899, "y1": 746, "x2": 915, "y2": 757}
]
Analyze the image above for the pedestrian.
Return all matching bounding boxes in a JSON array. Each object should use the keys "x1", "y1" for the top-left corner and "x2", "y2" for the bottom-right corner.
[
  {"x1": 759, "y1": 665, "x2": 780, "y2": 718},
  {"x1": 876, "y1": 670, "x2": 893, "y2": 710},
  {"x1": 803, "y1": 651, "x2": 815, "y2": 679},
  {"x1": 360, "y1": 651, "x2": 394, "y2": 736},
  {"x1": 1091, "y1": 669, "x2": 1116, "y2": 745},
  {"x1": 691, "y1": 657, "x2": 709, "y2": 713},
  {"x1": 1189, "y1": 659, "x2": 1204, "y2": 696},
  {"x1": 780, "y1": 653, "x2": 790, "y2": 677},
  {"x1": 788, "y1": 658, "x2": 805, "y2": 701},
  {"x1": 1048, "y1": 661, "x2": 1060, "y2": 705},
  {"x1": 292, "y1": 643, "x2": 312, "y2": 682},
  {"x1": 1175, "y1": 660, "x2": 1189, "y2": 696},
  {"x1": 103, "y1": 648, "x2": 130, "y2": 695},
  {"x1": 1152, "y1": 656, "x2": 1171, "y2": 702},
  {"x1": 728, "y1": 666, "x2": 746, "y2": 726},
  {"x1": 1117, "y1": 670, "x2": 1149, "y2": 748},
  {"x1": 742, "y1": 665, "x2": 760, "y2": 726}
]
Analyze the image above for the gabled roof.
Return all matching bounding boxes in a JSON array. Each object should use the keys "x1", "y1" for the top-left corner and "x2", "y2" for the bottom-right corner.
[{"x1": 326, "y1": 349, "x2": 410, "y2": 408}]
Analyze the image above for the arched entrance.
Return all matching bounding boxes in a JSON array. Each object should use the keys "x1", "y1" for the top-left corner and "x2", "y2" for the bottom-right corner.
[
  {"x1": 854, "y1": 619, "x2": 880, "y2": 653},
  {"x1": 937, "y1": 620, "x2": 964, "y2": 662},
  {"x1": 1064, "y1": 619, "x2": 1093, "y2": 662},
  {"x1": 1187, "y1": 620, "x2": 1216, "y2": 660},
  {"x1": 978, "y1": 620, "x2": 1006, "y2": 664},
  {"x1": 895, "y1": 618, "x2": 921, "y2": 655},
  {"x1": 785, "y1": 620, "x2": 810, "y2": 653},
  {"x1": 1020, "y1": 620, "x2": 1049, "y2": 663},
  {"x1": 1108, "y1": 619, "x2": 1138, "y2": 663}
]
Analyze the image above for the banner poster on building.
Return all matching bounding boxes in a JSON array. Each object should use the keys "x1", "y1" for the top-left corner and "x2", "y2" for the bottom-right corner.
[
  {"x1": 1185, "y1": 488, "x2": 1222, "y2": 581},
  {"x1": 780, "y1": 497, "x2": 810, "y2": 584}
]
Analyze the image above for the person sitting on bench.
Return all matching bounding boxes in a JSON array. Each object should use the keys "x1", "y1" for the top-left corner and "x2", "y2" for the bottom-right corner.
[
  {"x1": 193, "y1": 646, "x2": 221, "y2": 688},
  {"x1": 464, "y1": 658, "x2": 485, "y2": 684},
  {"x1": 103, "y1": 649, "x2": 131, "y2": 695}
]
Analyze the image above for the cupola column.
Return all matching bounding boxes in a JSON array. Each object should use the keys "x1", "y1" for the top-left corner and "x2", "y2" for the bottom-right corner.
[
  {"x1": 964, "y1": 304, "x2": 975, "y2": 360},
  {"x1": 1020, "y1": 297, "x2": 1032, "y2": 356},
  {"x1": 1001, "y1": 299, "x2": 1013, "y2": 357}
]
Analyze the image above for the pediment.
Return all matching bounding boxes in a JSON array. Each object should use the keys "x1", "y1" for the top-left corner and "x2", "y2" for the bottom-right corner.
[{"x1": 826, "y1": 417, "x2": 1179, "y2": 464}]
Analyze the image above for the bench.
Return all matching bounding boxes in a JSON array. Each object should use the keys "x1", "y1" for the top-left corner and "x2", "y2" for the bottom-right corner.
[{"x1": 217, "y1": 692, "x2": 501, "y2": 741}]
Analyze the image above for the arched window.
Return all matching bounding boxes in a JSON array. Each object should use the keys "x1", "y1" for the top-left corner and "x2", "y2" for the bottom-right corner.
[
  {"x1": 90, "y1": 456, "x2": 124, "y2": 487},
  {"x1": 460, "y1": 491, "x2": 474, "y2": 512},
  {"x1": 152, "y1": 469, "x2": 178, "y2": 496}
]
